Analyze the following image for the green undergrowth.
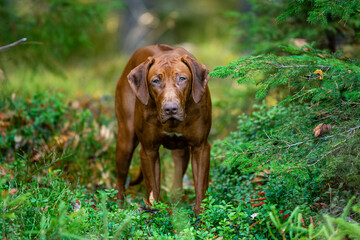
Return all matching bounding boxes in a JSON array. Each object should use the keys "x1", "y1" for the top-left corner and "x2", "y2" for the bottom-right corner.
[
  {"x1": 0, "y1": 93, "x2": 255, "y2": 239},
  {"x1": 1, "y1": 44, "x2": 360, "y2": 238},
  {"x1": 0, "y1": 92, "x2": 118, "y2": 189},
  {"x1": 1, "y1": 86, "x2": 360, "y2": 239},
  {"x1": 209, "y1": 45, "x2": 360, "y2": 239},
  {"x1": 209, "y1": 101, "x2": 360, "y2": 239}
]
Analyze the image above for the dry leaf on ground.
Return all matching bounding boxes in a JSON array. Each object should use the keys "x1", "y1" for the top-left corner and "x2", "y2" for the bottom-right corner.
[{"x1": 313, "y1": 123, "x2": 331, "y2": 137}]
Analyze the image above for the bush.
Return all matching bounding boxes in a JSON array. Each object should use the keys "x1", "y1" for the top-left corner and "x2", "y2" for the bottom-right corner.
[
  {"x1": 209, "y1": 3, "x2": 360, "y2": 237},
  {"x1": 0, "y1": 93, "x2": 117, "y2": 187}
]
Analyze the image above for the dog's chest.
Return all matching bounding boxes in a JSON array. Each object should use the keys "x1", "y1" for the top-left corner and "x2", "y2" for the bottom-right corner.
[{"x1": 161, "y1": 131, "x2": 188, "y2": 149}]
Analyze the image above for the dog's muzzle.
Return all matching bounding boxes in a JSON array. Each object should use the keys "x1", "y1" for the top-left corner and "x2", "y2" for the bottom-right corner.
[{"x1": 160, "y1": 101, "x2": 184, "y2": 123}]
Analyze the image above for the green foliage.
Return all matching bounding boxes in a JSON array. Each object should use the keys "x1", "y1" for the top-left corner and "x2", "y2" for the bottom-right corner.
[
  {"x1": 228, "y1": 0, "x2": 360, "y2": 54},
  {"x1": 198, "y1": 195, "x2": 252, "y2": 239},
  {"x1": 0, "y1": 93, "x2": 259, "y2": 239},
  {"x1": 265, "y1": 197, "x2": 360, "y2": 240},
  {"x1": 211, "y1": 97, "x2": 360, "y2": 184},
  {"x1": 210, "y1": 43, "x2": 360, "y2": 237},
  {"x1": 211, "y1": 46, "x2": 360, "y2": 102},
  {"x1": 1, "y1": 156, "x2": 134, "y2": 239},
  {"x1": 209, "y1": 99, "x2": 360, "y2": 238},
  {"x1": 0, "y1": 93, "x2": 117, "y2": 186},
  {"x1": 0, "y1": 0, "x2": 122, "y2": 70},
  {"x1": 3, "y1": 87, "x2": 359, "y2": 239},
  {"x1": 2, "y1": 1, "x2": 360, "y2": 238},
  {"x1": 277, "y1": 0, "x2": 360, "y2": 25},
  {"x1": 318, "y1": 197, "x2": 360, "y2": 239},
  {"x1": 266, "y1": 206, "x2": 317, "y2": 239},
  {"x1": 0, "y1": 150, "x2": 254, "y2": 239},
  {"x1": 210, "y1": 2, "x2": 360, "y2": 239}
]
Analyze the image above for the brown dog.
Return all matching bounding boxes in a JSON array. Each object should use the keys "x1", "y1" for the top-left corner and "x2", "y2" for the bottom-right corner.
[{"x1": 115, "y1": 44, "x2": 211, "y2": 216}]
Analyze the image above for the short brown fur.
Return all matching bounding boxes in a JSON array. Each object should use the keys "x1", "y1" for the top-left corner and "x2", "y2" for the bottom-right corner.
[{"x1": 115, "y1": 44, "x2": 211, "y2": 216}]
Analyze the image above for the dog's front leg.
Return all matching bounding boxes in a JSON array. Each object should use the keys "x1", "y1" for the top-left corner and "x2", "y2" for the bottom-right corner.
[
  {"x1": 171, "y1": 147, "x2": 190, "y2": 193},
  {"x1": 140, "y1": 146, "x2": 161, "y2": 204},
  {"x1": 191, "y1": 141, "x2": 211, "y2": 216}
]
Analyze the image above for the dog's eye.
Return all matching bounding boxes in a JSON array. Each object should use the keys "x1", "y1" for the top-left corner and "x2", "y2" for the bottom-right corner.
[
  {"x1": 152, "y1": 79, "x2": 160, "y2": 84},
  {"x1": 179, "y1": 77, "x2": 186, "y2": 82}
]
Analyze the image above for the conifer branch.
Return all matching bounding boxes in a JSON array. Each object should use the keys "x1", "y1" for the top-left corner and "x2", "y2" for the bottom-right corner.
[{"x1": 284, "y1": 124, "x2": 360, "y2": 152}]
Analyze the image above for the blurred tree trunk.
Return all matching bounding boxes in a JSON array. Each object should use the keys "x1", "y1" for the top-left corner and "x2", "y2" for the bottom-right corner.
[
  {"x1": 240, "y1": 0, "x2": 252, "y2": 12},
  {"x1": 118, "y1": 0, "x2": 155, "y2": 54}
]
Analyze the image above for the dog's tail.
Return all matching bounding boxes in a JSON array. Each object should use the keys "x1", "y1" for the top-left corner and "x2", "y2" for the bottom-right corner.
[{"x1": 129, "y1": 169, "x2": 143, "y2": 186}]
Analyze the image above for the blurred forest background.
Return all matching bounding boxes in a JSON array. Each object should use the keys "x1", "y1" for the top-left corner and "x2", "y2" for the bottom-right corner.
[
  {"x1": 1, "y1": 0, "x2": 253, "y2": 138},
  {"x1": 2, "y1": 0, "x2": 358, "y2": 137},
  {"x1": 1, "y1": 0, "x2": 360, "y2": 239}
]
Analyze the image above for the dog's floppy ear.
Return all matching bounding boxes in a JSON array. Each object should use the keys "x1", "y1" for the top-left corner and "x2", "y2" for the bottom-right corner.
[
  {"x1": 181, "y1": 55, "x2": 209, "y2": 103},
  {"x1": 127, "y1": 57, "x2": 155, "y2": 105}
]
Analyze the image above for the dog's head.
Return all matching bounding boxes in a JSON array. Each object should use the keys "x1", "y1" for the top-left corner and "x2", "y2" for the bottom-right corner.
[{"x1": 128, "y1": 54, "x2": 209, "y2": 124}]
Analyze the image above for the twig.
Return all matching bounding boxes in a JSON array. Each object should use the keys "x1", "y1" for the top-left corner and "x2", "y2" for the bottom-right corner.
[
  {"x1": 345, "y1": 125, "x2": 360, "y2": 133},
  {"x1": 307, "y1": 146, "x2": 341, "y2": 167},
  {"x1": 341, "y1": 101, "x2": 360, "y2": 105},
  {"x1": 282, "y1": 124, "x2": 360, "y2": 149},
  {"x1": 235, "y1": 63, "x2": 331, "y2": 74},
  {"x1": 0, "y1": 38, "x2": 27, "y2": 51},
  {"x1": 214, "y1": 124, "x2": 360, "y2": 168},
  {"x1": 275, "y1": 65, "x2": 330, "y2": 69},
  {"x1": 346, "y1": 217, "x2": 359, "y2": 224}
]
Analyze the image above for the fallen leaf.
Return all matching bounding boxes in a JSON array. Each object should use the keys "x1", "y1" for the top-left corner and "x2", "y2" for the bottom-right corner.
[
  {"x1": 0, "y1": 120, "x2": 10, "y2": 127},
  {"x1": 100, "y1": 125, "x2": 113, "y2": 140},
  {"x1": 283, "y1": 214, "x2": 290, "y2": 221},
  {"x1": 314, "y1": 69, "x2": 324, "y2": 80},
  {"x1": 251, "y1": 202, "x2": 266, "y2": 207},
  {"x1": 290, "y1": 38, "x2": 309, "y2": 49},
  {"x1": 73, "y1": 200, "x2": 81, "y2": 212},
  {"x1": 253, "y1": 192, "x2": 266, "y2": 196},
  {"x1": 250, "y1": 176, "x2": 266, "y2": 186},
  {"x1": 9, "y1": 189, "x2": 18, "y2": 195},
  {"x1": 249, "y1": 220, "x2": 261, "y2": 230},
  {"x1": 31, "y1": 152, "x2": 42, "y2": 162},
  {"x1": 0, "y1": 112, "x2": 9, "y2": 120},
  {"x1": 250, "y1": 197, "x2": 267, "y2": 202},
  {"x1": 310, "y1": 216, "x2": 314, "y2": 228},
  {"x1": 70, "y1": 101, "x2": 81, "y2": 109},
  {"x1": 251, "y1": 169, "x2": 270, "y2": 186},
  {"x1": 313, "y1": 123, "x2": 331, "y2": 137},
  {"x1": 40, "y1": 206, "x2": 49, "y2": 213},
  {"x1": 0, "y1": 164, "x2": 14, "y2": 179}
]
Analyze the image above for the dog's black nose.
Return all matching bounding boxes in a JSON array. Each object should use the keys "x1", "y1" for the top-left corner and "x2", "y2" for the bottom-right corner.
[{"x1": 163, "y1": 102, "x2": 178, "y2": 115}]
